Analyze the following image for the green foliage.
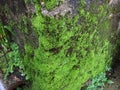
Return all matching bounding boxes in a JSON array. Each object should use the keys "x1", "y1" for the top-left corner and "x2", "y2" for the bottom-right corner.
[
  {"x1": 42, "y1": 0, "x2": 63, "y2": 10},
  {"x1": 45, "y1": 0, "x2": 57, "y2": 10},
  {"x1": 23, "y1": 1, "x2": 113, "y2": 90},
  {"x1": 3, "y1": 43, "x2": 25, "y2": 78},
  {"x1": 0, "y1": 20, "x2": 25, "y2": 79},
  {"x1": 86, "y1": 67, "x2": 113, "y2": 90},
  {"x1": 0, "y1": 22, "x2": 8, "y2": 48},
  {"x1": 86, "y1": 73, "x2": 107, "y2": 90},
  {"x1": 0, "y1": 22, "x2": 9, "y2": 72}
]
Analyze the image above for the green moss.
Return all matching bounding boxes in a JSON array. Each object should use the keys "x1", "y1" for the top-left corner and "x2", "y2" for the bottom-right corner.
[
  {"x1": 23, "y1": 1, "x2": 113, "y2": 90},
  {"x1": 45, "y1": 0, "x2": 58, "y2": 10}
]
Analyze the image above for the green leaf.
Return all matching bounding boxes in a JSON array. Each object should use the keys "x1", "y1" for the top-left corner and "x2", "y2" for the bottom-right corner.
[{"x1": 107, "y1": 80, "x2": 114, "y2": 84}]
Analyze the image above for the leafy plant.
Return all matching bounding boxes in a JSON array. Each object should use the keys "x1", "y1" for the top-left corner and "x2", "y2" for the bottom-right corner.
[
  {"x1": 86, "y1": 70, "x2": 113, "y2": 90},
  {"x1": 3, "y1": 43, "x2": 25, "y2": 78}
]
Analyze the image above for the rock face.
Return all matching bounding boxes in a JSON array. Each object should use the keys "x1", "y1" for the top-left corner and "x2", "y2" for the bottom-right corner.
[
  {"x1": 109, "y1": 0, "x2": 120, "y2": 38},
  {"x1": 0, "y1": 0, "x2": 39, "y2": 52},
  {"x1": 41, "y1": 0, "x2": 105, "y2": 17},
  {"x1": 41, "y1": 0, "x2": 72, "y2": 17},
  {"x1": 42, "y1": 2, "x2": 72, "y2": 17},
  {"x1": 109, "y1": 0, "x2": 120, "y2": 7},
  {"x1": 104, "y1": 1, "x2": 120, "y2": 89}
]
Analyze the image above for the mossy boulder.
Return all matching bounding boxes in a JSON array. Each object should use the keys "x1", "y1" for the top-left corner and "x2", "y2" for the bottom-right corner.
[{"x1": 23, "y1": 1, "x2": 113, "y2": 90}]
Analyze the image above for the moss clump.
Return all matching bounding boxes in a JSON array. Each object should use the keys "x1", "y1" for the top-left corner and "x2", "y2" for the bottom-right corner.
[{"x1": 23, "y1": 1, "x2": 112, "y2": 90}]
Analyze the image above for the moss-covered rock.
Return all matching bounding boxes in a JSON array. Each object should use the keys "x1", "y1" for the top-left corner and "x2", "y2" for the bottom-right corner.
[{"x1": 23, "y1": 1, "x2": 113, "y2": 90}]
